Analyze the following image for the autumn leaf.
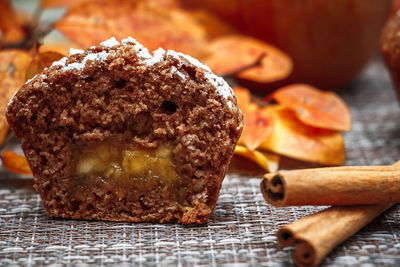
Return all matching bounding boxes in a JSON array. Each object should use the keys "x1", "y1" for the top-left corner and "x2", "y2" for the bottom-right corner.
[
  {"x1": 1, "y1": 151, "x2": 32, "y2": 175},
  {"x1": 26, "y1": 51, "x2": 65, "y2": 80},
  {"x1": 240, "y1": 108, "x2": 274, "y2": 151},
  {"x1": 55, "y1": 0, "x2": 208, "y2": 57},
  {"x1": 259, "y1": 106, "x2": 345, "y2": 165},
  {"x1": 233, "y1": 86, "x2": 252, "y2": 110},
  {"x1": 235, "y1": 145, "x2": 279, "y2": 172},
  {"x1": 0, "y1": 50, "x2": 32, "y2": 146},
  {"x1": 234, "y1": 87, "x2": 274, "y2": 151},
  {"x1": 271, "y1": 84, "x2": 351, "y2": 131},
  {"x1": 203, "y1": 35, "x2": 293, "y2": 83}
]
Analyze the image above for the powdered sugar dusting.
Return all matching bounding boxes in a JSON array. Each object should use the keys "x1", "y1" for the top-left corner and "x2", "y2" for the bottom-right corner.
[
  {"x1": 166, "y1": 50, "x2": 234, "y2": 109},
  {"x1": 24, "y1": 74, "x2": 39, "y2": 85},
  {"x1": 121, "y1": 37, "x2": 138, "y2": 45},
  {"x1": 69, "y1": 48, "x2": 84, "y2": 56},
  {"x1": 204, "y1": 72, "x2": 235, "y2": 109},
  {"x1": 145, "y1": 48, "x2": 165, "y2": 66},
  {"x1": 96, "y1": 51, "x2": 109, "y2": 61},
  {"x1": 135, "y1": 46, "x2": 151, "y2": 60},
  {"x1": 123, "y1": 37, "x2": 152, "y2": 60},
  {"x1": 166, "y1": 50, "x2": 211, "y2": 72},
  {"x1": 171, "y1": 66, "x2": 186, "y2": 80},
  {"x1": 64, "y1": 50, "x2": 110, "y2": 71},
  {"x1": 51, "y1": 57, "x2": 67, "y2": 67},
  {"x1": 83, "y1": 53, "x2": 98, "y2": 62},
  {"x1": 100, "y1": 37, "x2": 120, "y2": 48},
  {"x1": 63, "y1": 62, "x2": 84, "y2": 71}
]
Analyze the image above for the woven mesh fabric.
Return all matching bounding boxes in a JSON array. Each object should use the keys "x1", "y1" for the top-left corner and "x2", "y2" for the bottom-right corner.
[{"x1": 1, "y1": 59, "x2": 400, "y2": 266}]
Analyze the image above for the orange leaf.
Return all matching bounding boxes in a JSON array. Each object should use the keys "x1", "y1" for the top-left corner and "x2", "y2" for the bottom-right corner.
[
  {"x1": 240, "y1": 108, "x2": 274, "y2": 151},
  {"x1": 233, "y1": 86, "x2": 252, "y2": 111},
  {"x1": 26, "y1": 51, "x2": 65, "y2": 80},
  {"x1": 272, "y1": 84, "x2": 351, "y2": 131},
  {"x1": 1, "y1": 151, "x2": 32, "y2": 175},
  {"x1": 203, "y1": 35, "x2": 293, "y2": 83},
  {"x1": 55, "y1": 0, "x2": 208, "y2": 57},
  {"x1": 234, "y1": 145, "x2": 279, "y2": 172},
  {"x1": 234, "y1": 87, "x2": 274, "y2": 150},
  {"x1": 0, "y1": 50, "x2": 32, "y2": 145},
  {"x1": 259, "y1": 106, "x2": 345, "y2": 165}
]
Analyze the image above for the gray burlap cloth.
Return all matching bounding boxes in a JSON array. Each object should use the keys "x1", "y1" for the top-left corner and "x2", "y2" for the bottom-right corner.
[{"x1": 1, "y1": 58, "x2": 400, "y2": 266}]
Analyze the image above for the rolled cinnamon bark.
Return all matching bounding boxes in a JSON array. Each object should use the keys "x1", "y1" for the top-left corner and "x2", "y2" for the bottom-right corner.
[
  {"x1": 274, "y1": 160, "x2": 400, "y2": 266},
  {"x1": 277, "y1": 204, "x2": 392, "y2": 267},
  {"x1": 261, "y1": 166, "x2": 400, "y2": 206}
]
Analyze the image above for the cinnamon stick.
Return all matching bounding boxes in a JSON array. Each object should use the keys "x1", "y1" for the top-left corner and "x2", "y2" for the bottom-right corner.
[
  {"x1": 261, "y1": 165, "x2": 400, "y2": 206},
  {"x1": 272, "y1": 160, "x2": 400, "y2": 266},
  {"x1": 277, "y1": 204, "x2": 392, "y2": 267}
]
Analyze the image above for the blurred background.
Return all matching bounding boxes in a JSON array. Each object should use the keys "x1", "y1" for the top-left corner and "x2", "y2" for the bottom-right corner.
[{"x1": 2, "y1": 0, "x2": 396, "y2": 92}]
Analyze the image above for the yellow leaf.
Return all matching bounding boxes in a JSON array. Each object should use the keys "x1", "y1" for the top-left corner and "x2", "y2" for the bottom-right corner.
[
  {"x1": 234, "y1": 145, "x2": 279, "y2": 172},
  {"x1": 1, "y1": 151, "x2": 32, "y2": 175}
]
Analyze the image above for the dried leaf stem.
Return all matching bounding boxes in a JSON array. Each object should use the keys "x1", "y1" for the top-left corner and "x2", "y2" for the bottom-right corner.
[{"x1": 223, "y1": 52, "x2": 267, "y2": 78}]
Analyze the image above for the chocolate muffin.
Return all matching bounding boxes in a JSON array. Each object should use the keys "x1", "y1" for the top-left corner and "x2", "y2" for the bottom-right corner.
[{"x1": 6, "y1": 37, "x2": 243, "y2": 224}]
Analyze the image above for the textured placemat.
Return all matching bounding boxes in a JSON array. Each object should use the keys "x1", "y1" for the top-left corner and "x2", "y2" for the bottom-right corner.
[{"x1": 1, "y1": 58, "x2": 400, "y2": 266}]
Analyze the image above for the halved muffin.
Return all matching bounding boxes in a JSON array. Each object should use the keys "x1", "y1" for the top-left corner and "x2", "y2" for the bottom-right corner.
[{"x1": 6, "y1": 37, "x2": 243, "y2": 224}]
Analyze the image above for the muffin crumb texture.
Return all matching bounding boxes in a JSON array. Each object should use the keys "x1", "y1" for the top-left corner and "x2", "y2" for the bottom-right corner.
[{"x1": 6, "y1": 37, "x2": 243, "y2": 224}]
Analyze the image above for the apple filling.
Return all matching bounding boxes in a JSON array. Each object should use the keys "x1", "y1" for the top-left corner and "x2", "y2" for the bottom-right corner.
[{"x1": 71, "y1": 140, "x2": 189, "y2": 207}]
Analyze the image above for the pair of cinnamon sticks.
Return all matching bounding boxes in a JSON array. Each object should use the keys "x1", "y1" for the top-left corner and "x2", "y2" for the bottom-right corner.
[{"x1": 260, "y1": 161, "x2": 400, "y2": 267}]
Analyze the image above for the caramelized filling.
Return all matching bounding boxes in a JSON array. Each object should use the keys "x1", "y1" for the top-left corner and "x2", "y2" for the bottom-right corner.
[{"x1": 71, "y1": 140, "x2": 189, "y2": 208}]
